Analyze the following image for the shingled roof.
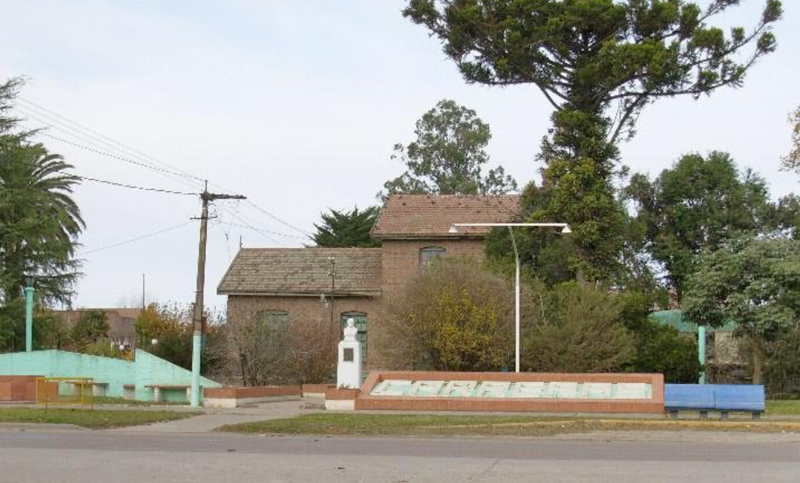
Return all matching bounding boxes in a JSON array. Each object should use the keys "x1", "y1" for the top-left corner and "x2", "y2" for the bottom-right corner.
[
  {"x1": 371, "y1": 194, "x2": 520, "y2": 239},
  {"x1": 217, "y1": 248, "x2": 382, "y2": 296}
]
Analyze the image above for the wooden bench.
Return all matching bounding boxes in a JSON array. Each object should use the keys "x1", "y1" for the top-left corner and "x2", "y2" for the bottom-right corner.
[
  {"x1": 665, "y1": 384, "x2": 765, "y2": 420},
  {"x1": 146, "y1": 384, "x2": 191, "y2": 403}
]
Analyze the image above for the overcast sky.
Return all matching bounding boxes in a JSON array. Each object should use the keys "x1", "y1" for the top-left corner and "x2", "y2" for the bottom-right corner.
[{"x1": 1, "y1": 1, "x2": 798, "y2": 313}]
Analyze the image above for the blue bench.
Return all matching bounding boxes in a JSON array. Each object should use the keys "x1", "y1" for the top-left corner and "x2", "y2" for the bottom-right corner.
[{"x1": 664, "y1": 384, "x2": 765, "y2": 420}]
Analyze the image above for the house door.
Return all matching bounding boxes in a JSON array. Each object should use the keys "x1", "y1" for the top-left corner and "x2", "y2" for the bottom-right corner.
[{"x1": 340, "y1": 312, "x2": 367, "y2": 374}]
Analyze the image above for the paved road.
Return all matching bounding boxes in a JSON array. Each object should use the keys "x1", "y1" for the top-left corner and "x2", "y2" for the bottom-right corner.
[{"x1": 1, "y1": 429, "x2": 799, "y2": 482}]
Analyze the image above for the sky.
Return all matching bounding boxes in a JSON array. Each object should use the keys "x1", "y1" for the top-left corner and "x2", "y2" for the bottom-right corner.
[{"x1": 1, "y1": 1, "x2": 799, "y2": 313}]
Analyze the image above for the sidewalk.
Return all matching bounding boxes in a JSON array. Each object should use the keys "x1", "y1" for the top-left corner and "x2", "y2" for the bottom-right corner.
[{"x1": 110, "y1": 398, "x2": 325, "y2": 434}]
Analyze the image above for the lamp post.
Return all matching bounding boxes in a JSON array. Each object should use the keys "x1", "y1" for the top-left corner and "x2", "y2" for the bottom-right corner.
[{"x1": 448, "y1": 222, "x2": 572, "y2": 372}]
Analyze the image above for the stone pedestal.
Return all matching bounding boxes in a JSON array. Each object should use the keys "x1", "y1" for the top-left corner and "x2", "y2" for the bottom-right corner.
[{"x1": 336, "y1": 318, "x2": 362, "y2": 389}]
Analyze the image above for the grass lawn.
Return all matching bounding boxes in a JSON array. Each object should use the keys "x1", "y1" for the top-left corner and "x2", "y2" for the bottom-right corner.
[
  {"x1": 218, "y1": 413, "x2": 800, "y2": 437},
  {"x1": 767, "y1": 400, "x2": 800, "y2": 416},
  {"x1": 0, "y1": 407, "x2": 200, "y2": 429}
]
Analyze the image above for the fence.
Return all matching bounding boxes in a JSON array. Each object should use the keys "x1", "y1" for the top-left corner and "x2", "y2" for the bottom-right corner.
[{"x1": 35, "y1": 377, "x2": 94, "y2": 408}]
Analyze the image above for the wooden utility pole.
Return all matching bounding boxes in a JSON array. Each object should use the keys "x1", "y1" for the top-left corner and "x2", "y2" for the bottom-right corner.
[{"x1": 190, "y1": 182, "x2": 246, "y2": 407}]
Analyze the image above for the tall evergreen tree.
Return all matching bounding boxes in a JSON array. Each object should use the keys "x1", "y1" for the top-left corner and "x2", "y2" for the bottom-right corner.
[
  {"x1": 404, "y1": 0, "x2": 782, "y2": 280},
  {"x1": 311, "y1": 206, "x2": 381, "y2": 248},
  {"x1": 0, "y1": 78, "x2": 85, "y2": 351}
]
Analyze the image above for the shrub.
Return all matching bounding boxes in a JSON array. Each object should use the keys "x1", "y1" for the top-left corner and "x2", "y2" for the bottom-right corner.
[
  {"x1": 630, "y1": 319, "x2": 700, "y2": 383},
  {"x1": 522, "y1": 282, "x2": 636, "y2": 373},
  {"x1": 765, "y1": 323, "x2": 800, "y2": 398},
  {"x1": 383, "y1": 258, "x2": 514, "y2": 371}
]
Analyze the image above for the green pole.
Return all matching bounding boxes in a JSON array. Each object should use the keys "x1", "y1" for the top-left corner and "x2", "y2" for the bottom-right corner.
[
  {"x1": 698, "y1": 325, "x2": 706, "y2": 384},
  {"x1": 24, "y1": 278, "x2": 34, "y2": 352}
]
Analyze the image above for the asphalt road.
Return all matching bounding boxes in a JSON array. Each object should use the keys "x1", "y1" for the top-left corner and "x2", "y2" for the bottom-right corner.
[{"x1": 1, "y1": 429, "x2": 799, "y2": 482}]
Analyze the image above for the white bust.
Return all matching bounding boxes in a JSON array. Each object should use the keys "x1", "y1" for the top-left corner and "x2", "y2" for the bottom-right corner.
[{"x1": 343, "y1": 318, "x2": 358, "y2": 342}]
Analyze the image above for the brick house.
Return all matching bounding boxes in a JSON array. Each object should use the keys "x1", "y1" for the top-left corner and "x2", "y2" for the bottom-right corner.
[{"x1": 217, "y1": 194, "x2": 520, "y2": 372}]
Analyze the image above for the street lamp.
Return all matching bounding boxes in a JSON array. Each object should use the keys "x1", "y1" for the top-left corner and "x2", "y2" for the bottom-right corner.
[{"x1": 449, "y1": 222, "x2": 572, "y2": 372}]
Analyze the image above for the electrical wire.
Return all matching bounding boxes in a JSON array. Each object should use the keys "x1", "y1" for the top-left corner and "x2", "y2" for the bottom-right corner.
[
  {"x1": 38, "y1": 132, "x2": 204, "y2": 182},
  {"x1": 13, "y1": 105, "x2": 205, "y2": 193},
  {"x1": 221, "y1": 221, "x2": 311, "y2": 242},
  {"x1": 79, "y1": 220, "x2": 195, "y2": 255},
  {"x1": 15, "y1": 98, "x2": 310, "y2": 237},
  {"x1": 17, "y1": 97, "x2": 205, "y2": 182},
  {"x1": 77, "y1": 175, "x2": 198, "y2": 196}
]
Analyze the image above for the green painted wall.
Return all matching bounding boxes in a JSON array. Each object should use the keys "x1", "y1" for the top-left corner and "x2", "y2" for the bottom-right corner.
[
  {"x1": 0, "y1": 349, "x2": 220, "y2": 402},
  {"x1": 649, "y1": 309, "x2": 736, "y2": 333}
]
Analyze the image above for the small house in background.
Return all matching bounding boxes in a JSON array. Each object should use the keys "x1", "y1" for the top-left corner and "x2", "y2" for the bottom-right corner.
[
  {"x1": 217, "y1": 194, "x2": 520, "y2": 373},
  {"x1": 54, "y1": 308, "x2": 141, "y2": 349}
]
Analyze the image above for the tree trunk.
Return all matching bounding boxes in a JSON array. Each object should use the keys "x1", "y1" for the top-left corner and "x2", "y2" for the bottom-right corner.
[{"x1": 751, "y1": 337, "x2": 764, "y2": 385}]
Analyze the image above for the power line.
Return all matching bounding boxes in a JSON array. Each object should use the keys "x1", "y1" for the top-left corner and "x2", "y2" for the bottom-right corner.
[
  {"x1": 215, "y1": 207, "x2": 287, "y2": 247},
  {"x1": 244, "y1": 200, "x2": 311, "y2": 236},
  {"x1": 17, "y1": 97, "x2": 205, "y2": 183},
  {"x1": 221, "y1": 221, "x2": 311, "y2": 242},
  {"x1": 79, "y1": 221, "x2": 194, "y2": 255},
  {"x1": 16, "y1": 98, "x2": 310, "y2": 237},
  {"x1": 77, "y1": 175, "x2": 199, "y2": 196},
  {"x1": 13, "y1": 105, "x2": 205, "y2": 193},
  {"x1": 37, "y1": 132, "x2": 204, "y2": 182}
]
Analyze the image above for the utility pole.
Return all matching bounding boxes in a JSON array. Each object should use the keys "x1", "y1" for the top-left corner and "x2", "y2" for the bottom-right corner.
[
  {"x1": 328, "y1": 257, "x2": 336, "y2": 341},
  {"x1": 142, "y1": 273, "x2": 146, "y2": 310},
  {"x1": 25, "y1": 276, "x2": 34, "y2": 352},
  {"x1": 190, "y1": 182, "x2": 246, "y2": 407}
]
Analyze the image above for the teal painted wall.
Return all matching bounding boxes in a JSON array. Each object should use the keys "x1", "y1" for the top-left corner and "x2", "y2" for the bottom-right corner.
[{"x1": 0, "y1": 350, "x2": 219, "y2": 402}]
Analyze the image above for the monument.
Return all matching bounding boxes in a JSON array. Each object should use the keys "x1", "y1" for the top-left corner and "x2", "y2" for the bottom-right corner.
[{"x1": 336, "y1": 318, "x2": 362, "y2": 389}]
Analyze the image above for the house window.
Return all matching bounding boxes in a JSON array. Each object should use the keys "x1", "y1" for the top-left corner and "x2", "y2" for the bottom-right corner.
[
  {"x1": 419, "y1": 247, "x2": 446, "y2": 270},
  {"x1": 255, "y1": 310, "x2": 289, "y2": 334}
]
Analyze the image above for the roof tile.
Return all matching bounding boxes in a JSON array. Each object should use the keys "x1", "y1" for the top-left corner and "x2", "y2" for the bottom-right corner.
[
  {"x1": 371, "y1": 194, "x2": 520, "y2": 238},
  {"x1": 217, "y1": 248, "x2": 382, "y2": 295}
]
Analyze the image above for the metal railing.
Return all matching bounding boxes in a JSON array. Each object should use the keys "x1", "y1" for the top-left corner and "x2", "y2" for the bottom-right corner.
[{"x1": 35, "y1": 377, "x2": 94, "y2": 408}]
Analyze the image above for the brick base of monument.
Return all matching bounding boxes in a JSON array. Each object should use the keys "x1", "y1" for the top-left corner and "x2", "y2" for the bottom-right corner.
[{"x1": 354, "y1": 371, "x2": 665, "y2": 414}]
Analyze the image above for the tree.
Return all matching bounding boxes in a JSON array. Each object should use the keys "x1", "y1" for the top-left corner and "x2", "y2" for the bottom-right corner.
[
  {"x1": 227, "y1": 305, "x2": 335, "y2": 386},
  {"x1": 627, "y1": 151, "x2": 774, "y2": 299},
  {"x1": 405, "y1": 0, "x2": 782, "y2": 279},
  {"x1": 522, "y1": 281, "x2": 636, "y2": 373},
  {"x1": 630, "y1": 320, "x2": 701, "y2": 383},
  {"x1": 311, "y1": 206, "x2": 381, "y2": 248},
  {"x1": 682, "y1": 235, "x2": 800, "y2": 384},
  {"x1": 382, "y1": 99, "x2": 517, "y2": 198},
  {"x1": 135, "y1": 303, "x2": 226, "y2": 377},
  {"x1": 768, "y1": 193, "x2": 800, "y2": 236},
  {"x1": 382, "y1": 258, "x2": 514, "y2": 371},
  {"x1": 69, "y1": 310, "x2": 109, "y2": 349},
  {"x1": 619, "y1": 292, "x2": 700, "y2": 383},
  {"x1": 0, "y1": 78, "x2": 23, "y2": 134},
  {"x1": 781, "y1": 105, "x2": 800, "y2": 173},
  {"x1": 0, "y1": 139, "x2": 85, "y2": 306},
  {"x1": 0, "y1": 301, "x2": 69, "y2": 352},
  {"x1": 764, "y1": 322, "x2": 800, "y2": 397}
]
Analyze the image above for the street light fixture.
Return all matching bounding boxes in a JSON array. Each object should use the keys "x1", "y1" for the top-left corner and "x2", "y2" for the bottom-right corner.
[{"x1": 449, "y1": 222, "x2": 572, "y2": 372}]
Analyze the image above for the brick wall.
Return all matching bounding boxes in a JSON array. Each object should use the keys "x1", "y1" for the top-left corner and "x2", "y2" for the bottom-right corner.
[
  {"x1": 355, "y1": 371, "x2": 665, "y2": 414},
  {"x1": 224, "y1": 238, "x2": 488, "y2": 372},
  {"x1": 380, "y1": 238, "x2": 486, "y2": 296},
  {"x1": 227, "y1": 295, "x2": 382, "y2": 367}
]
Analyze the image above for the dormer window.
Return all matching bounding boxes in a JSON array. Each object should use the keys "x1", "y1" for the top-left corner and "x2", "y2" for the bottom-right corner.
[{"x1": 419, "y1": 247, "x2": 446, "y2": 270}]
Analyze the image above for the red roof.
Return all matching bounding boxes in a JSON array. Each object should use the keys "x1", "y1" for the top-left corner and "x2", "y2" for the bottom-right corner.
[{"x1": 371, "y1": 194, "x2": 520, "y2": 239}]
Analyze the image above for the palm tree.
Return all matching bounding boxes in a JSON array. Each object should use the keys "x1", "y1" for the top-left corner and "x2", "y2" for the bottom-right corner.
[{"x1": 0, "y1": 138, "x2": 84, "y2": 306}]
